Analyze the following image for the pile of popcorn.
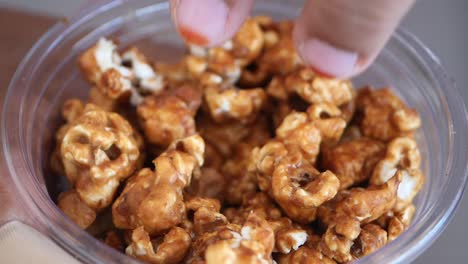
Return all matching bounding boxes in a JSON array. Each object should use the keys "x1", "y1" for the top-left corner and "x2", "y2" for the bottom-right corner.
[{"x1": 50, "y1": 16, "x2": 424, "y2": 264}]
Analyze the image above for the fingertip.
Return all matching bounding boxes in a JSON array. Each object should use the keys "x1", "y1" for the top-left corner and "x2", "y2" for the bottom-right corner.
[{"x1": 171, "y1": 0, "x2": 253, "y2": 47}]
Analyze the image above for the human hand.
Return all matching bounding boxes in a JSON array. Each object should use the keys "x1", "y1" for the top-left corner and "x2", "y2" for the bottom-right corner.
[{"x1": 170, "y1": 0, "x2": 415, "y2": 79}]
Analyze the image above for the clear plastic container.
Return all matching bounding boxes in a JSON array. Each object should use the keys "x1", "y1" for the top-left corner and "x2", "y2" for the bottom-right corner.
[{"x1": 1, "y1": 0, "x2": 467, "y2": 263}]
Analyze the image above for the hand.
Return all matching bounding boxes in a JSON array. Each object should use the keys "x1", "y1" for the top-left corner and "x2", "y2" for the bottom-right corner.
[{"x1": 170, "y1": 0, "x2": 415, "y2": 79}]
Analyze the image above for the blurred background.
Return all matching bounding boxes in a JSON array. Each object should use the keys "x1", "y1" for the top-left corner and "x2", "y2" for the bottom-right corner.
[{"x1": 0, "y1": 0, "x2": 467, "y2": 263}]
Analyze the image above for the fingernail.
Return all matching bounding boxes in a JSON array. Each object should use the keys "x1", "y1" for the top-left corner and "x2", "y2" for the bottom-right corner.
[
  {"x1": 298, "y1": 38, "x2": 358, "y2": 79},
  {"x1": 175, "y1": 0, "x2": 229, "y2": 46}
]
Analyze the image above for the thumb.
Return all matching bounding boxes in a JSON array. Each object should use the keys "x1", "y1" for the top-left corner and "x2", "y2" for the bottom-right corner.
[
  {"x1": 294, "y1": 0, "x2": 415, "y2": 78},
  {"x1": 170, "y1": 0, "x2": 254, "y2": 46}
]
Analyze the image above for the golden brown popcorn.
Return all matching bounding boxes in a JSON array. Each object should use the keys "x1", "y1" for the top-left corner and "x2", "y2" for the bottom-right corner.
[
  {"x1": 203, "y1": 84, "x2": 267, "y2": 124},
  {"x1": 319, "y1": 215, "x2": 361, "y2": 263},
  {"x1": 335, "y1": 173, "x2": 401, "y2": 224},
  {"x1": 275, "y1": 104, "x2": 346, "y2": 163},
  {"x1": 231, "y1": 17, "x2": 265, "y2": 66},
  {"x1": 321, "y1": 137, "x2": 386, "y2": 189},
  {"x1": 387, "y1": 204, "x2": 416, "y2": 241},
  {"x1": 275, "y1": 112, "x2": 321, "y2": 163},
  {"x1": 356, "y1": 87, "x2": 421, "y2": 141},
  {"x1": 79, "y1": 38, "x2": 133, "y2": 97},
  {"x1": 154, "y1": 59, "x2": 191, "y2": 87},
  {"x1": 306, "y1": 103, "x2": 347, "y2": 146},
  {"x1": 51, "y1": 99, "x2": 85, "y2": 176},
  {"x1": 60, "y1": 103, "x2": 141, "y2": 213},
  {"x1": 267, "y1": 67, "x2": 353, "y2": 107},
  {"x1": 137, "y1": 85, "x2": 201, "y2": 147},
  {"x1": 185, "y1": 197, "x2": 228, "y2": 237},
  {"x1": 376, "y1": 203, "x2": 416, "y2": 242},
  {"x1": 277, "y1": 245, "x2": 336, "y2": 264},
  {"x1": 250, "y1": 141, "x2": 289, "y2": 196},
  {"x1": 126, "y1": 226, "x2": 191, "y2": 264},
  {"x1": 272, "y1": 153, "x2": 340, "y2": 223},
  {"x1": 112, "y1": 135, "x2": 205, "y2": 235},
  {"x1": 351, "y1": 224, "x2": 388, "y2": 258},
  {"x1": 197, "y1": 114, "x2": 251, "y2": 157},
  {"x1": 269, "y1": 218, "x2": 309, "y2": 254},
  {"x1": 371, "y1": 137, "x2": 424, "y2": 211},
  {"x1": 318, "y1": 175, "x2": 400, "y2": 262},
  {"x1": 260, "y1": 26, "x2": 302, "y2": 76},
  {"x1": 121, "y1": 47, "x2": 166, "y2": 95},
  {"x1": 203, "y1": 213, "x2": 274, "y2": 264},
  {"x1": 238, "y1": 62, "x2": 270, "y2": 88},
  {"x1": 57, "y1": 190, "x2": 96, "y2": 229}
]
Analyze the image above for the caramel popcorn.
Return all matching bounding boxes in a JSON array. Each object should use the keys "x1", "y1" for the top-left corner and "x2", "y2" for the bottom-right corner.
[
  {"x1": 351, "y1": 224, "x2": 388, "y2": 258},
  {"x1": 275, "y1": 103, "x2": 346, "y2": 163},
  {"x1": 112, "y1": 135, "x2": 204, "y2": 235},
  {"x1": 137, "y1": 85, "x2": 201, "y2": 147},
  {"x1": 319, "y1": 174, "x2": 401, "y2": 262},
  {"x1": 126, "y1": 226, "x2": 191, "y2": 264},
  {"x1": 356, "y1": 87, "x2": 421, "y2": 141},
  {"x1": 371, "y1": 137, "x2": 424, "y2": 210},
  {"x1": 79, "y1": 38, "x2": 133, "y2": 99},
  {"x1": 57, "y1": 103, "x2": 142, "y2": 229},
  {"x1": 321, "y1": 137, "x2": 386, "y2": 189},
  {"x1": 203, "y1": 84, "x2": 267, "y2": 124},
  {"x1": 272, "y1": 153, "x2": 340, "y2": 223},
  {"x1": 267, "y1": 67, "x2": 354, "y2": 106},
  {"x1": 57, "y1": 190, "x2": 96, "y2": 229},
  {"x1": 52, "y1": 16, "x2": 426, "y2": 264}
]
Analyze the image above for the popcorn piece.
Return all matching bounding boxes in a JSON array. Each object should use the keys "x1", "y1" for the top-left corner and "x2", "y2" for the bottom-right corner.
[
  {"x1": 356, "y1": 87, "x2": 421, "y2": 141},
  {"x1": 319, "y1": 175, "x2": 401, "y2": 262},
  {"x1": 267, "y1": 67, "x2": 353, "y2": 107},
  {"x1": 126, "y1": 226, "x2": 191, "y2": 264},
  {"x1": 204, "y1": 213, "x2": 274, "y2": 264},
  {"x1": 79, "y1": 38, "x2": 133, "y2": 100},
  {"x1": 137, "y1": 85, "x2": 201, "y2": 147},
  {"x1": 387, "y1": 204, "x2": 416, "y2": 241},
  {"x1": 275, "y1": 103, "x2": 346, "y2": 163},
  {"x1": 371, "y1": 137, "x2": 424, "y2": 210},
  {"x1": 376, "y1": 203, "x2": 416, "y2": 242},
  {"x1": 112, "y1": 135, "x2": 205, "y2": 235},
  {"x1": 250, "y1": 141, "x2": 289, "y2": 196},
  {"x1": 321, "y1": 137, "x2": 386, "y2": 189},
  {"x1": 269, "y1": 218, "x2": 308, "y2": 254},
  {"x1": 185, "y1": 197, "x2": 227, "y2": 236},
  {"x1": 351, "y1": 224, "x2": 388, "y2": 258},
  {"x1": 275, "y1": 112, "x2": 321, "y2": 163},
  {"x1": 204, "y1": 84, "x2": 267, "y2": 124},
  {"x1": 272, "y1": 153, "x2": 340, "y2": 223},
  {"x1": 232, "y1": 18, "x2": 265, "y2": 66},
  {"x1": 260, "y1": 24, "x2": 302, "y2": 75},
  {"x1": 60, "y1": 103, "x2": 141, "y2": 212},
  {"x1": 306, "y1": 103, "x2": 347, "y2": 146},
  {"x1": 57, "y1": 190, "x2": 96, "y2": 229},
  {"x1": 121, "y1": 47, "x2": 165, "y2": 94}
]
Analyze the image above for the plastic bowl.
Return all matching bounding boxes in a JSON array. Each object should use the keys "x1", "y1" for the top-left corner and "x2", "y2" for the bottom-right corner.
[{"x1": 2, "y1": 0, "x2": 468, "y2": 263}]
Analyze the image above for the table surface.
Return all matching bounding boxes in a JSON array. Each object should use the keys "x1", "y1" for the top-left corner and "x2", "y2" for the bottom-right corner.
[{"x1": 0, "y1": 1, "x2": 467, "y2": 263}]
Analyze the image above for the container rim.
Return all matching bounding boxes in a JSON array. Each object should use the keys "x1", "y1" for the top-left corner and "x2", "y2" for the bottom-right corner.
[{"x1": 2, "y1": 0, "x2": 468, "y2": 263}]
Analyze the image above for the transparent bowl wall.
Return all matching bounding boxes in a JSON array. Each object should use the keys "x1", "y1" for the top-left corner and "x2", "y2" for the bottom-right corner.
[{"x1": 2, "y1": 0, "x2": 468, "y2": 263}]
